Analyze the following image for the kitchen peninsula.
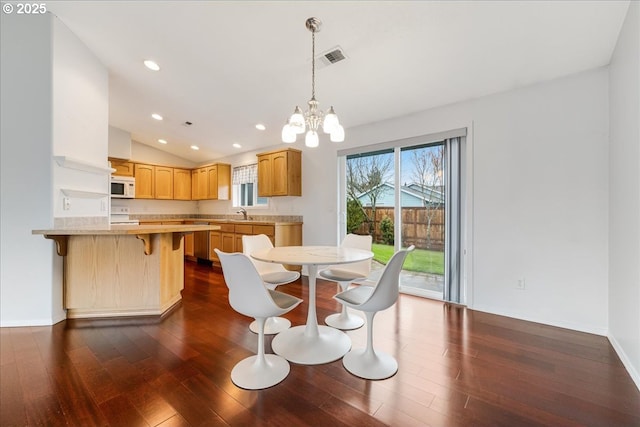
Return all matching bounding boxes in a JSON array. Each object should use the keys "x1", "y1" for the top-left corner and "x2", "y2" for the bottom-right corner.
[{"x1": 33, "y1": 223, "x2": 220, "y2": 319}]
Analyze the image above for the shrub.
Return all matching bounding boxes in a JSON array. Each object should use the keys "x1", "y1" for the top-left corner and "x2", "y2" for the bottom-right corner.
[
  {"x1": 346, "y1": 199, "x2": 366, "y2": 233},
  {"x1": 380, "y1": 215, "x2": 394, "y2": 245}
]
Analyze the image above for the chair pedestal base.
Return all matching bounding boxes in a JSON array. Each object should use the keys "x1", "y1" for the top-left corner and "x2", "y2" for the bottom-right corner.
[
  {"x1": 325, "y1": 310, "x2": 364, "y2": 330},
  {"x1": 342, "y1": 348, "x2": 398, "y2": 380},
  {"x1": 250, "y1": 316, "x2": 291, "y2": 335},
  {"x1": 231, "y1": 354, "x2": 290, "y2": 390}
]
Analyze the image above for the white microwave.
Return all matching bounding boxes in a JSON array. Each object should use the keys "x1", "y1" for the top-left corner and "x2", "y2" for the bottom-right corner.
[{"x1": 110, "y1": 176, "x2": 135, "y2": 198}]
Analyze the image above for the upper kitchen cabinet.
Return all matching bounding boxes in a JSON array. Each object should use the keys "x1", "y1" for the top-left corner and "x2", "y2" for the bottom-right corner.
[
  {"x1": 207, "y1": 164, "x2": 231, "y2": 200},
  {"x1": 135, "y1": 163, "x2": 173, "y2": 199},
  {"x1": 173, "y1": 168, "x2": 192, "y2": 200},
  {"x1": 109, "y1": 158, "x2": 134, "y2": 177},
  {"x1": 191, "y1": 163, "x2": 231, "y2": 200},
  {"x1": 135, "y1": 163, "x2": 154, "y2": 199},
  {"x1": 257, "y1": 148, "x2": 301, "y2": 197},
  {"x1": 155, "y1": 166, "x2": 174, "y2": 199}
]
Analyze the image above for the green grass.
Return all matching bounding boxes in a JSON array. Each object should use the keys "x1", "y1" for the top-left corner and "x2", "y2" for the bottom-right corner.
[{"x1": 372, "y1": 243, "x2": 444, "y2": 275}]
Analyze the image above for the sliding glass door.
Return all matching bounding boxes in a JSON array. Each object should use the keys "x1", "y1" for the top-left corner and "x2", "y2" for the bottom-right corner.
[{"x1": 342, "y1": 133, "x2": 463, "y2": 303}]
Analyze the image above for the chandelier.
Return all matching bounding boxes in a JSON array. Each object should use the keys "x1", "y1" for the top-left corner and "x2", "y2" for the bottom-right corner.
[{"x1": 282, "y1": 17, "x2": 344, "y2": 147}]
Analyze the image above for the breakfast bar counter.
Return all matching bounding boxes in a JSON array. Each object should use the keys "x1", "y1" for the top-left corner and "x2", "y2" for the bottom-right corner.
[{"x1": 33, "y1": 224, "x2": 220, "y2": 319}]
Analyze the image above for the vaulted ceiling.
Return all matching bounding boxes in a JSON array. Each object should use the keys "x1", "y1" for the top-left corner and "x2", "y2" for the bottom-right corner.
[{"x1": 47, "y1": 1, "x2": 630, "y2": 162}]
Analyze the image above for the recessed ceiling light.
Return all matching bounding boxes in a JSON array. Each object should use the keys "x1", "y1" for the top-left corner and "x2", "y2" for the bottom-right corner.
[
  {"x1": 190, "y1": 145, "x2": 199, "y2": 150},
  {"x1": 158, "y1": 139, "x2": 167, "y2": 144},
  {"x1": 143, "y1": 60, "x2": 160, "y2": 71},
  {"x1": 151, "y1": 113, "x2": 163, "y2": 121},
  {"x1": 233, "y1": 143, "x2": 242, "y2": 149},
  {"x1": 255, "y1": 123, "x2": 266, "y2": 131}
]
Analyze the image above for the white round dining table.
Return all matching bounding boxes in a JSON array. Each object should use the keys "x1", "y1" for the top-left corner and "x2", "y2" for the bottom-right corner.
[{"x1": 251, "y1": 245, "x2": 374, "y2": 365}]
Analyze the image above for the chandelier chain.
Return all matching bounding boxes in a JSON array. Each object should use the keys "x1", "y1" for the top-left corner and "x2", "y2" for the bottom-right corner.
[{"x1": 311, "y1": 31, "x2": 316, "y2": 100}]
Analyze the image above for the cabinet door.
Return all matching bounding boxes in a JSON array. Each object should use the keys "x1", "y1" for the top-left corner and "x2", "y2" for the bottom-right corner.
[
  {"x1": 185, "y1": 233, "x2": 194, "y2": 256},
  {"x1": 155, "y1": 166, "x2": 174, "y2": 199},
  {"x1": 209, "y1": 230, "x2": 222, "y2": 261},
  {"x1": 206, "y1": 165, "x2": 218, "y2": 199},
  {"x1": 110, "y1": 158, "x2": 134, "y2": 177},
  {"x1": 134, "y1": 164, "x2": 154, "y2": 199},
  {"x1": 271, "y1": 152, "x2": 289, "y2": 196},
  {"x1": 173, "y1": 168, "x2": 192, "y2": 200},
  {"x1": 198, "y1": 168, "x2": 208, "y2": 200},
  {"x1": 257, "y1": 154, "x2": 272, "y2": 197},
  {"x1": 216, "y1": 164, "x2": 231, "y2": 200},
  {"x1": 221, "y1": 232, "x2": 235, "y2": 253},
  {"x1": 191, "y1": 169, "x2": 200, "y2": 200}
]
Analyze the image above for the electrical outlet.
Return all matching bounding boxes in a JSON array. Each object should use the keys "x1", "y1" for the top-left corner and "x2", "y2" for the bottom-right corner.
[
  {"x1": 63, "y1": 197, "x2": 71, "y2": 211},
  {"x1": 101, "y1": 199, "x2": 108, "y2": 212},
  {"x1": 516, "y1": 278, "x2": 526, "y2": 290}
]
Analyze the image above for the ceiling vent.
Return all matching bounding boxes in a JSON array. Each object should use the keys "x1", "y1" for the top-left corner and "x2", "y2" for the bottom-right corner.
[{"x1": 317, "y1": 46, "x2": 347, "y2": 69}]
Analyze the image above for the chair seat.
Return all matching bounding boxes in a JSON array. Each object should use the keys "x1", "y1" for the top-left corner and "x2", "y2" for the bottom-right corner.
[
  {"x1": 334, "y1": 285, "x2": 374, "y2": 306},
  {"x1": 262, "y1": 271, "x2": 301, "y2": 286},
  {"x1": 268, "y1": 289, "x2": 301, "y2": 310},
  {"x1": 319, "y1": 268, "x2": 367, "y2": 282}
]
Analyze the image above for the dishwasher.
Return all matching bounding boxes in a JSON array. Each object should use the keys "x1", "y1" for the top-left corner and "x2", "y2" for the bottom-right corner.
[{"x1": 193, "y1": 222, "x2": 212, "y2": 264}]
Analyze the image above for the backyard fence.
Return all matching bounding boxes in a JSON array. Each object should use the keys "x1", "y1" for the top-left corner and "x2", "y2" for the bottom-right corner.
[{"x1": 354, "y1": 206, "x2": 445, "y2": 251}]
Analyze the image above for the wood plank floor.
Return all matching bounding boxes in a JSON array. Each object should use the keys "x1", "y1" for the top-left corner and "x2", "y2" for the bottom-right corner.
[{"x1": 1, "y1": 261, "x2": 639, "y2": 427}]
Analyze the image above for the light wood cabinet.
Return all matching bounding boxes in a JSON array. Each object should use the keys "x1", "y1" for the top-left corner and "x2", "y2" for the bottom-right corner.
[
  {"x1": 135, "y1": 164, "x2": 174, "y2": 199},
  {"x1": 134, "y1": 163, "x2": 155, "y2": 199},
  {"x1": 190, "y1": 164, "x2": 231, "y2": 200},
  {"x1": 207, "y1": 164, "x2": 231, "y2": 200},
  {"x1": 257, "y1": 148, "x2": 302, "y2": 197},
  {"x1": 207, "y1": 221, "x2": 300, "y2": 271},
  {"x1": 155, "y1": 166, "x2": 174, "y2": 199},
  {"x1": 183, "y1": 221, "x2": 195, "y2": 257},
  {"x1": 109, "y1": 158, "x2": 135, "y2": 177},
  {"x1": 209, "y1": 222, "x2": 235, "y2": 262},
  {"x1": 197, "y1": 168, "x2": 208, "y2": 200},
  {"x1": 191, "y1": 169, "x2": 200, "y2": 200},
  {"x1": 115, "y1": 159, "x2": 230, "y2": 201},
  {"x1": 173, "y1": 168, "x2": 192, "y2": 200}
]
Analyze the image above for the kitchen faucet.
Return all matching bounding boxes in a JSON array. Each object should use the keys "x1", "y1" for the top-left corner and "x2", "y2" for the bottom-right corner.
[{"x1": 237, "y1": 207, "x2": 248, "y2": 220}]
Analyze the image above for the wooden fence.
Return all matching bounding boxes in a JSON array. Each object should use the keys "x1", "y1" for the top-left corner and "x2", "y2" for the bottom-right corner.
[{"x1": 355, "y1": 206, "x2": 445, "y2": 251}]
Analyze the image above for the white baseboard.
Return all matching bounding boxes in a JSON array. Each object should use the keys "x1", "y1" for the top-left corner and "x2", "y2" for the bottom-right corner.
[
  {"x1": 608, "y1": 333, "x2": 640, "y2": 392},
  {"x1": 0, "y1": 318, "x2": 57, "y2": 327},
  {"x1": 469, "y1": 303, "x2": 608, "y2": 336}
]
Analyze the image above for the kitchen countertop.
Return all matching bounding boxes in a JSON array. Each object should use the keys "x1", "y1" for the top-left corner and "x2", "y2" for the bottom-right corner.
[
  {"x1": 135, "y1": 218, "x2": 302, "y2": 226},
  {"x1": 32, "y1": 224, "x2": 220, "y2": 236}
]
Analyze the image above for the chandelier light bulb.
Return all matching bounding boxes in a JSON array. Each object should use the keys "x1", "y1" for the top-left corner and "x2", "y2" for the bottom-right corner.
[
  {"x1": 330, "y1": 124, "x2": 345, "y2": 142},
  {"x1": 282, "y1": 124, "x2": 296, "y2": 143},
  {"x1": 305, "y1": 130, "x2": 319, "y2": 147},
  {"x1": 323, "y1": 106, "x2": 339, "y2": 134}
]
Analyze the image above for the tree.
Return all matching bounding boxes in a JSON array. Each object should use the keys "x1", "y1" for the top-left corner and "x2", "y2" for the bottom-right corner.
[
  {"x1": 346, "y1": 153, "x2": 393, "y2": 236},
  {"x1": 410, "y1": 145, "x2": 444, "y2": 249}
]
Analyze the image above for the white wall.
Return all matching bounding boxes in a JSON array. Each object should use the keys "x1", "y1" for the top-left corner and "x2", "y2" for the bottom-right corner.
[
  {"x1": 52, "y1": 17, "x2": 110, "y2": 220},
  {"x1": 330, "y1": 68, "x2": 610, "y2": 335},
  {"x1": 1, "y1": 13, "x2": 57, "y2": 326},
  {"x1": 0, "y1": 13, "x2": 109, "y2": 326},
  {"x1": 197, "y1": 146, "x2": 320, "y2": 224},
  {"x1": 608, "y1": 1, "x2": 640, "y2": 387}
]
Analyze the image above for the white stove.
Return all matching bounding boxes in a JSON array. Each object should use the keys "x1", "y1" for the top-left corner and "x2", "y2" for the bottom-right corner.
[{"x1": 110, "y1": 206, "x2": 139, "y2": 225}]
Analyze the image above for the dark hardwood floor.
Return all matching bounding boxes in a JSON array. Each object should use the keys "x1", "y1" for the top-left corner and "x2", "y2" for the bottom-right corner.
[{"x1": 1, "y1": 261, "x2": 639, "y2": 426}]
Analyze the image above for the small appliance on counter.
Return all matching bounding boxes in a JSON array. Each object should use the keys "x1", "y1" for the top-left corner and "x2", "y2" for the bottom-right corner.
[{"x1": 110, "y1": 206, "x2": 139, "y2": 225}]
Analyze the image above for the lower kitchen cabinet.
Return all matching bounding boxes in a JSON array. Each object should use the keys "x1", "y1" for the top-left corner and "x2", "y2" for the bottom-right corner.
[{"x1": 207, "y1": 221, "x2": 301, "y2": 270}]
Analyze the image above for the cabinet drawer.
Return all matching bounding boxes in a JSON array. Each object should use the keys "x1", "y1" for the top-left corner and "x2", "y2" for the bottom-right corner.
[
  {"x1": 234, "y1": 224, "x2": 253, "y2": 235},
  {"x1": 219, "y1": 223, "x2": 235, "y2": 232},
  {"x1": 253, "y1": 225, "x2": 275, "y2": 236}
]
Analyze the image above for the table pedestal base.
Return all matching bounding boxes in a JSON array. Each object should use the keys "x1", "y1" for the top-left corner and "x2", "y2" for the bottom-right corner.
[{"x1": 271, "y1": 325, "x2": 351, "y2": 365}]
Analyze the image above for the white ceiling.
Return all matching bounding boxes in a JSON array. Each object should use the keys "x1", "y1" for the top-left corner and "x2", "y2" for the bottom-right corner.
[{"x1": 47, "y1": 1, "x2": 630, "y2": 163}]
